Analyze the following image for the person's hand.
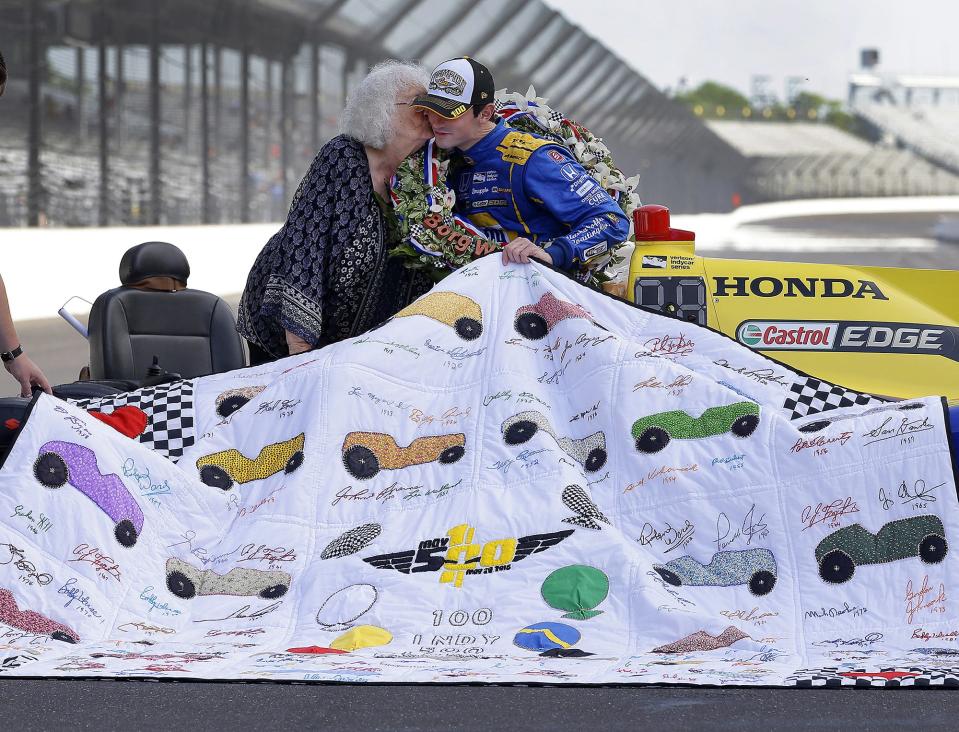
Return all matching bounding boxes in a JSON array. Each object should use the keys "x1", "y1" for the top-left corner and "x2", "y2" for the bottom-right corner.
[
  {"x1": 501, "y1": 238, "x2": 553, "y2": 266},
  {"x1": 284, "y1": 329, "x2": 312, "y2": 356},
  {"x1": 5, "y1": 354, "x2": 52, "y2": 397}
]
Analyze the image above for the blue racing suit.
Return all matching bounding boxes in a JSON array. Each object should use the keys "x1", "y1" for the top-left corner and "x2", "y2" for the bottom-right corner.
[{"x1": 447, "y1": 119, "x2": 630, "y2": 271}]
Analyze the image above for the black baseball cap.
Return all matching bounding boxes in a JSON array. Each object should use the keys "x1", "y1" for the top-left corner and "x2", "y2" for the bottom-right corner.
[{"x1": 411, "y1": 57, "x2": 495, "y2": 119}]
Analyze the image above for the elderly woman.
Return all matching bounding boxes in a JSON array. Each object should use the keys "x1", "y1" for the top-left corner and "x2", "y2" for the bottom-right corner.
[{"x1": 237, "y1": 60, "x2": 433, "y2": 363}]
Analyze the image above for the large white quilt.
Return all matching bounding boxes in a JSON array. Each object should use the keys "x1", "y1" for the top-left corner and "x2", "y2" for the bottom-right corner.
[{"x1": 1, "y1": 256, "x2": 957, "y2": 686}]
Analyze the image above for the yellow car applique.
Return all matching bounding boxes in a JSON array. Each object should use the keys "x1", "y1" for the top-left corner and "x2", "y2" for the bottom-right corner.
[
  {"x1": 196, "y1": 433, "x2": 305, "y2": 490},
  {"x1": 393, "y1": 292, "x2": 483, "y2": 340},
  {"x1": 342, "y1": 432, "x2": 466, "y2": 479}
]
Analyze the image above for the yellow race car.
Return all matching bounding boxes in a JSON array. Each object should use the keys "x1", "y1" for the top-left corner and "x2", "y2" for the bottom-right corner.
[
  {"x1": 623, "y1": 205, "x2": 959, "y2": 401},
  {"x1": 196, "y1": 433, "x2": 306, "y2": 490}
]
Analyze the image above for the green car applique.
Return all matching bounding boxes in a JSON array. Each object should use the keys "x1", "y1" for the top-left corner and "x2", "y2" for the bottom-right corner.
[
  {"x1": 816, "y1": 515, "x2": 947, "y2": 584},
  {"x1": 631, "y1": 401, "x2": 760, "y2": 454}
]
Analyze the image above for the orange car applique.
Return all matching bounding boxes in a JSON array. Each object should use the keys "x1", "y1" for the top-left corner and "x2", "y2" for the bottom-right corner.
[
  {"x1": 341, "y1": 432, "x2": 465, "y2": 479},
  {"x1": 392, "y1": 292, "x2": 483, "y2": 340},
  {"x1": 196, "y1": 433, "x2": 305, "y2": 490}
]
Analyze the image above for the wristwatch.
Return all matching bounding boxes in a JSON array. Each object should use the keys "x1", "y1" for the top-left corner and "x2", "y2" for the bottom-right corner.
[{"x1": 0, "y1": 345, "x2": 23, "y2": 362}]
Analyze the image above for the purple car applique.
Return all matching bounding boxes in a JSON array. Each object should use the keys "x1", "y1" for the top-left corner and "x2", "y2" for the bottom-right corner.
[{"x1": 33, "y1": 441, "x2": 144, "y2": 547}]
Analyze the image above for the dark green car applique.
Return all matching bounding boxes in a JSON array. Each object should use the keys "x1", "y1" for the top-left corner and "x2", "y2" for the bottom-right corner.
[
  {"x1": 815, "y1": 514, "x2": 947, "y2": 584},
  {"x1": 631, "y1": 401, "x2": 760, "y2": 454}
]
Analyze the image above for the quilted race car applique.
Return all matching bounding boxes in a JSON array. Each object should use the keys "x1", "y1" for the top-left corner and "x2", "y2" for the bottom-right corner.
[
  {"x1": 341, "y1": 432, "x2": 465, "y2": 480},
  {"x1": 33, "y1": 441, "x2": 144, "y2": 547},
  {"x1": 0, "y1": 587, "x2": 80, "y2": 643},
  {"x1": 165, "y1": 557, "x2": 291, "y2": 600},
  {"x1": 214, "y1": 386, "x2": 267, "y2": 420},
  {"x1": 653, "y1": 548, "x2": 778, "y2": 596},
  {"x1": 513, "y1": 292, "x2": 597, "y2": 340},
  {"x1": 501, "y1": 411, "x2": 607, "y2": 472},
  {"x1": 815, "y1": 515, "x2": 947, "y2": 584},
  {"x1": 390, "y1": 291, "x2": 483, "y2": 341},
  {"x1": 195, "y1": 433, "x2": 305, "y2": 490},
  {"x1": 631, "y1": 401, "x2": 760, "y2": 454},
  {"x1": 796, "y1": 401, "x2": 924, "y2": 433}
]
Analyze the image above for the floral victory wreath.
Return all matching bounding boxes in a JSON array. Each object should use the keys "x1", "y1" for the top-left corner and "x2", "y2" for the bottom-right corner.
[{"x1": 389, "y1": 87, "x2": 641, "y2": 285}]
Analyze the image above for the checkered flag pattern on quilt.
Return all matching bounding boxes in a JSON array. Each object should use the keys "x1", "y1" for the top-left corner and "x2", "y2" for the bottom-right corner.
[
  {"x1": 782, "y1": 377, "x2": 878, "y2": 420},
  {"x1": 561, "y1": 485, "x2": 609, "y2": 531},
  {"x1": 786, "y1": 666, "x2": 959, "y2": 687},
  {"x1": 70, "y1": 380, "x2": 196, "y2": 461}
]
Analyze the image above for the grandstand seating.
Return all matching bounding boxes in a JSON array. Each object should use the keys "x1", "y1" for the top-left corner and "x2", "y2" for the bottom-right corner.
[
  {"x1": 0, "y1": 81, "x2": 291, "y2": 227},
  {"x1": 706, "y1": 121, "x2": 873, "y2": 157},
  {"x1": 708, "y1": 120, "x2": 959, "y2": 200},
  {"x1": 855, "y1": 103, "x2": 959, "y2": 173}
]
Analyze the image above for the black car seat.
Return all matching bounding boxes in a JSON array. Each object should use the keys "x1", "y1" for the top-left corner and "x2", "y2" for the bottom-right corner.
[{"x1": 87, "y1": 241, "x2": 246, "y2": 380}]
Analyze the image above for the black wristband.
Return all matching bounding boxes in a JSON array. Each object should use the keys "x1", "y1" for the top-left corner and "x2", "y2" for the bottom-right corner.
[{"x1": 0, "y1": 345, "x2": 23, "y2": 362}]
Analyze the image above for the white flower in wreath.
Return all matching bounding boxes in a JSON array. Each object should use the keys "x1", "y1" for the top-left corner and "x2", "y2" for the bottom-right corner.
[
  {"x1": 532, "y1": 108, "x2": 553, "y2": 126},
  {"x1": 524, "y1": 85, "x2": 549, "y2": 107},
  {"x1": 587, "y1": 139, "x2": 610, "y2": 157},
  {"x1": 592, "y1": 161, "x2": 611, "y2": 185},
  {"x1": 497, "y1": 88, "x2": 528, "y2": 108},
  {"x1": 497, "y1": 85, "x2": 550, "y2": 114}
]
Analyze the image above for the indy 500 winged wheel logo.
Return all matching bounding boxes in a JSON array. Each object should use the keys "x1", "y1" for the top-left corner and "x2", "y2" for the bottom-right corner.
[{"x1": 363, "y1": 523, "x2": 574, "y2": 588}]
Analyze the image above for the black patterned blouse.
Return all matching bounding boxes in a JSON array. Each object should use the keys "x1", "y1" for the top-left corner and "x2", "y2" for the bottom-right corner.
[{"x1": 237, "y1": 135, "x2": 431, "y2": 358}]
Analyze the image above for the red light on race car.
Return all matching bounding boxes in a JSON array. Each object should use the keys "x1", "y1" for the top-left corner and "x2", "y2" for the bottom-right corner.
[
  {"x1": 4, "y1": 418, "x2": 19, "y2": 431},
  {"x1": 633, "y1": 204, "x2": 695, "y2": 242}
]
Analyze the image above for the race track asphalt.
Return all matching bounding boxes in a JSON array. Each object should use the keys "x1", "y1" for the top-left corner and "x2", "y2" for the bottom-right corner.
[
  {"x1": 2, "y1": 214, "x2": 959, "y2": 729},
  {"x1": 2, "y1": 679, "x2": 959, "y2": 731}
]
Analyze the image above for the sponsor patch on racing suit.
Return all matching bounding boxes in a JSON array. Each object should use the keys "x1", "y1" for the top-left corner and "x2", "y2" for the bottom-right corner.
[{"x1": 447, "y1": 119, "x2": 629, "y2": 270}]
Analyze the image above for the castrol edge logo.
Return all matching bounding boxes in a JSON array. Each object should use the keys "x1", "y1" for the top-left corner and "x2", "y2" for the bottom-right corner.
[
  {"x1": 737, "y1": 321, "x2": 837, "y2": 350},
  {"x1": 736, "y1": 319, "x2": 958, "y2": 360}
]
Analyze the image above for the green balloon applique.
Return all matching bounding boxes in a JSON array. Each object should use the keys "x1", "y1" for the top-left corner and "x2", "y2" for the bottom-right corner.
[{"x1": 541, "y1": 565, "x2": 609, "y2": 620}]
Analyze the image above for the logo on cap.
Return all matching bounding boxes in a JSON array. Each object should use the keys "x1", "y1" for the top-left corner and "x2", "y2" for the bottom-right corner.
[{"x1": 430, "y1": 69, "x2": 467, "y2": 97}]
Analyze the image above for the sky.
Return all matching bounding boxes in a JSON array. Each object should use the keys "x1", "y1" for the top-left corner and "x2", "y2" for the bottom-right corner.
[{"x1": 542, "y1": 0, "x2": 959, "y2": 102}]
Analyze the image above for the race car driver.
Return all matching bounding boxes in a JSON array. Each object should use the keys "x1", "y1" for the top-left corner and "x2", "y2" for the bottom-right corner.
[{"x1": 412, "y1": 57, "x2": 629, "y2": 271}]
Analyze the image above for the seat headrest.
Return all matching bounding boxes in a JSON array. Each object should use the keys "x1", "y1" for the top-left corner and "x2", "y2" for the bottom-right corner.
[{"x1": 119, "y1": 242, "x2": 190, "y2": 286}]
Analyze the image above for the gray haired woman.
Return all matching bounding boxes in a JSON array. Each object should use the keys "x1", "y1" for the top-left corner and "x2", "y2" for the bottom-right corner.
[{"x1": 237, "y1": 60, "x2": 434, "y2": 364}]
